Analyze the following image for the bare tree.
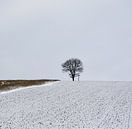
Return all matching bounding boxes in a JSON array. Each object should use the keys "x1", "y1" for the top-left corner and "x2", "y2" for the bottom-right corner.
[{"x1": 62, "y1": 58, "x2": 83, "y2": 81}]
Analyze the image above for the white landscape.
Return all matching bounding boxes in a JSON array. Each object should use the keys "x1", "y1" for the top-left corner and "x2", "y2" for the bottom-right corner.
[{"x1": 0, "y1": 81, "x2": 132, "y2": 129}]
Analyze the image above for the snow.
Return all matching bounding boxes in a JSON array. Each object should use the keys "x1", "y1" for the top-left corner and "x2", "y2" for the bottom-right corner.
[{"x1": 0, "y1": 81, "x2": 132, "y2": 129}]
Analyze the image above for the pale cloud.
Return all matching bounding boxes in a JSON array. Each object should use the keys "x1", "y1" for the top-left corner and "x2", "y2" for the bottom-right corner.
[
  {"x1": 0, "y1": 0, "x2": 132, "y2": 80},
  {"x1": 0, "y1": 0, "x2": 52, "y2": 25}
]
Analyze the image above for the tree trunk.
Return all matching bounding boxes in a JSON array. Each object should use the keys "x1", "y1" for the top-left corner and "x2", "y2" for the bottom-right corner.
[{"x1": 72, "y1": 76, "x2": 75, "y2": 81}]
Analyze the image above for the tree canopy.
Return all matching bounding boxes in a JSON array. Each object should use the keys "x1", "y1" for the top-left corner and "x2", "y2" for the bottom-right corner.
[{"x1": 62, "y1": 58, "x2": 83, "y2": 81}]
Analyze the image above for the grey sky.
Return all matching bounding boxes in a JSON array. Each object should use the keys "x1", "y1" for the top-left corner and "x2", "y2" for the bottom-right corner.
[{"x1": 0, "y1": 0, "x2": 132, "y2": 81}]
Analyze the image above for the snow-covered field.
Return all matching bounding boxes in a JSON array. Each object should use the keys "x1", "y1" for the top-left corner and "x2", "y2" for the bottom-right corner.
[{"x1": 0, "y1": 81, "x2": 132, "y2": 129}]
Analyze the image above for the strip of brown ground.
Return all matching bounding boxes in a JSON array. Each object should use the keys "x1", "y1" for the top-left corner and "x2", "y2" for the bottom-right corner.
[{"x1": 0, "y1": 79, "x2": 59, "y2": 91}]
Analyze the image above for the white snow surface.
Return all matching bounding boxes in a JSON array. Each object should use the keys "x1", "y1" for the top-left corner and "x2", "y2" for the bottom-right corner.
[{"x1": 0, "y1": 81, "x2": 132, "y2": 129}]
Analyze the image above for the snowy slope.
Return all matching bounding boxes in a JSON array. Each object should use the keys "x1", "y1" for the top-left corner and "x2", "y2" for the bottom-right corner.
[{"x1": 0, "y1": 81, "x2": 132, "y2": 129}]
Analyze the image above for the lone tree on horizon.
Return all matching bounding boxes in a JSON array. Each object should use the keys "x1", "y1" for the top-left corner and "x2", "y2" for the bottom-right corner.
[{"x1": 61, "y1": 58, "x2": 83, "y2": 81}]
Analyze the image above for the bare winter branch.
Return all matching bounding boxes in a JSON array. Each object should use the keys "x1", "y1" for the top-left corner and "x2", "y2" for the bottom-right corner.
[{"x1": 61, "y1": 58, "x2": 83, "y2": 81}]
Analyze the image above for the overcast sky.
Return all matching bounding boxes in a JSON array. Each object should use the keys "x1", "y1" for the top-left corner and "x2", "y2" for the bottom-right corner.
[{"x1": 0, "y1": 0, "x2": 132, "y2": 81}]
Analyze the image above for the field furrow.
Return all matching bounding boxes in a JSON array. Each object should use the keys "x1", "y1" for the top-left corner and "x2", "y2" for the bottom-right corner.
[{"x1": 0, "y1": 81, "x2": 132, "y2": 129}]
